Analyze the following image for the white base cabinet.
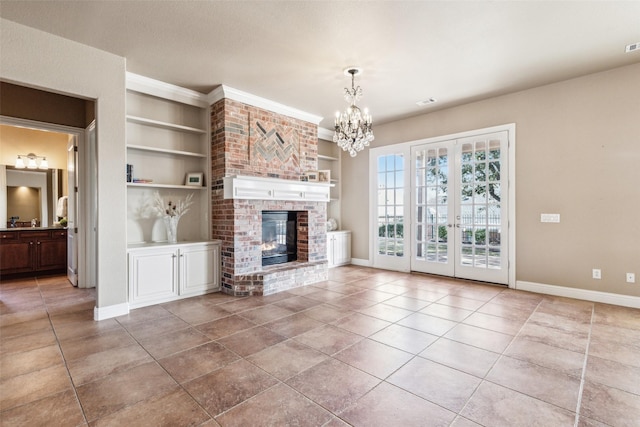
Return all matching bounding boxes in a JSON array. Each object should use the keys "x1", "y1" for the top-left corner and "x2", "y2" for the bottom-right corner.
[
  {"x1": 128, "y1": 241, "x2": 221, "y2": 309},
  {"x1": 327, "y1": 231, "x2": 351, "y2": 268}
]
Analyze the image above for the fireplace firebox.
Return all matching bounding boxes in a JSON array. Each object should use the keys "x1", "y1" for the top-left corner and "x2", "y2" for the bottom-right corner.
[{"x1": 262, "y1": 211, "x2": 297, "y2": 266}]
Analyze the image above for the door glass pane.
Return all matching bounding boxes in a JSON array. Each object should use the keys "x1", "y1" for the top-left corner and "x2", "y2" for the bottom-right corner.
[
  {"x1": 377, "y1": 154, "x2": 405, "y2": 257},
  {"x1": 459, "y1": 138, "x2": 502, "y2": 269},
  {"x1": 415, "y1": 146, "x2": 449, "y2": 263}
]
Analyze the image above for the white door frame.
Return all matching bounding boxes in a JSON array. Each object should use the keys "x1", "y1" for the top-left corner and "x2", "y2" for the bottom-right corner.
[
  {"x1": 370, "y1": 123, "x2": 516, "y2": 288},
  {"x1": 0, "y1": 115, "x2": 95, "y2": 288}
]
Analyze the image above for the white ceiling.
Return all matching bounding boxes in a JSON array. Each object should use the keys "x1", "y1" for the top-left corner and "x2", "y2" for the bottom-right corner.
[{"x1": 2, "y1": 1, "x2": 639, "y2": 129}]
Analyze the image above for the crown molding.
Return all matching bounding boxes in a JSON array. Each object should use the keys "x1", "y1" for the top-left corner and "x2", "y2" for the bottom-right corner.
[
  {"x1": 318, "y1": 127, "x2": 334, "y2": 141},
  {"x1": 207, "y1": 85, "x2": 323, "y2": 125},
  {"x1": 126, "y1": 72, "x2": 209, "y2": 108}
]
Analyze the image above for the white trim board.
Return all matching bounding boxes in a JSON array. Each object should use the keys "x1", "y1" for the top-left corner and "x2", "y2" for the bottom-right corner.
[
  {"x1": 94, "y1": 302, "x2": 129, "y2": 321},
  {"x1": 516, "y1": 281, "x2": 640, "y2": 309},
  {"x1": 207, "y1": 85, "x2": 323, "y2": 125}
]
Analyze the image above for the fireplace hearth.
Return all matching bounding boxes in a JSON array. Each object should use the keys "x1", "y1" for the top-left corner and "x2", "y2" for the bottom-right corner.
[{"x1": 262, "y1": 211, "x2": 297, "y2": 266}]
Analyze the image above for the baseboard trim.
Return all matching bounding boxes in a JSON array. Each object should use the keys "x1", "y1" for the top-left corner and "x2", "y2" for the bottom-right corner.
[
  {"x1": 516, "y1": 281, "x2": 640, "y2": 309},
  {"x1": 94, "y1": 303, "x2": 129, "y2": 321},
  {"x1": 350, "y1": 258, "x2": 371, "y2": 267}
]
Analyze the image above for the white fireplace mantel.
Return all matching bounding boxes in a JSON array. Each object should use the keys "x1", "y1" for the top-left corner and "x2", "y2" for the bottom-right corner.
[{"x1": 223, "y1": 175, "x2": 331, "y2": 202}]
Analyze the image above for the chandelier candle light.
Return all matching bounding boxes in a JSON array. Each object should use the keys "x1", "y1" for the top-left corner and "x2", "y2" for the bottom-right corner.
[
  {"x1": 333, "y1": 67, "x2": 374, "y2": 157},
  {"x1": 153, "y1": 191, "x2": 193, "y2": 244}
]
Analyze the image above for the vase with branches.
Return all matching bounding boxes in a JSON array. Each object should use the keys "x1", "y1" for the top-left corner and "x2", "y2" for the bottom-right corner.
[{"x1": 153, "y1": 192, "x2": 194, "y2": 244}]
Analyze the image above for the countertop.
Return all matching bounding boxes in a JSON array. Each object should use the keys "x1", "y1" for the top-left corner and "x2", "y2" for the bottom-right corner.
[{"x1": 0, "y1": 226, "x2": 67, "y2": 232}]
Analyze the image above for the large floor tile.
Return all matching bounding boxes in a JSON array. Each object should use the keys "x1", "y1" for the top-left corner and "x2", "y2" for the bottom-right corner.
[
  {"x1": 357, "y1": 303, "x2": 414, "y2": 323},
  {"x1": 340, "y1": 381, "x2": 455, "y2": 427},
  {"x1": 184, "y1": 359, "x2": 278, "y2": 417},
  {"x1": 419, "y1": 303, "x2": 474, "y2": 321},
  {"x1": 91, "y1": 387, "x2": 211, "y2": 427},
  {"x1": 247, "y1": 339, "x2": 328, "y2": 381},
  {"x1": 444, "y1": 323, "x2": 513, "y2": 353},
  {"x1": 334, "y1": 338, "x2": 413, "y2": 379},
  {"x1": 195, "y1": 314, "x2": 256, "y2": 340},
  {"x1": 584, "y1": 355, "x2": 640, "y2": 395},
  {"x1": 263, "y1": 312, "x2": 324, "y2": 338},
  {"x1": 387, "y1": 357, "x2": 481, "y2": 412},
  {"x1": 397, "y1": 312, "x2": 458, "y2": 336},
  {"x1": 461, "y1": 381, "x2": 575, "y2": 426},
  {"x1": 0, "y1": 344, "x2": 64, "y2": 380},
  {"x1": 0, "y1": 389, "x2": 85, "y2": 427},
  {"x1": 419, "y1": 338, "x2": 500, "y2": 378},
  {"x1": 369, "y1": 323, "x2": 438, "y2": 354},
  {"x1": 75, "y1": 361, "x2": 177, "y2": 422},
  {"x1": 66, "y1": 343, "x2": 152, "y2": 386},
  {"x1": 159, "y1": 341, "x2": 239, "y2": 384},
  {"x1": 215, "y1": 383, "x2": 333, "y2": 427},
  {"x1": 504, "y1": 337, "x2": 585, "y2": 376},
  {"x1": 294, "y1": 324, "x2": 363, "y2": 355},
  {"x1": 216, "y1": 326, "x2": 286, "y2": 357},
  {"x1": 0, "y1": 364, "x2": 73, "y2": 411},
  {"x1": 286, "y1": 358, "x2": 380, "y2": 413},
  {"x1": 139, "y1": 326, "x2": 211, "y2": 359},
  {"x1": 331, "y1": 312, "x2": 391, "y2": 337},
  {"x1": 579, "y1": 380, "x2": 640, "y2": 427},
  {"x1": 486, "y1": 356, "x2": 581, "y2": 411}
]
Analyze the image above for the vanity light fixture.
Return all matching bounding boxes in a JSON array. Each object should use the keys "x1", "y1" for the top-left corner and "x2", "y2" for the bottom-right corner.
[{"x1": 15, "y1": 153, "x2": 49, "y2": 170}]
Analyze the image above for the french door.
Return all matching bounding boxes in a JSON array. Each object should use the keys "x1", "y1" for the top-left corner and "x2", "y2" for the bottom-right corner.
[{"x1": 411, "y1": 131, "x2": 509, "y2": 284}]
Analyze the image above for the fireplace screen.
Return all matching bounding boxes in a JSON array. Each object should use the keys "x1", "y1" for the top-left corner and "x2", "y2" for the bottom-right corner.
[{"x1": 262, "y1": 211, "x2": 297, "y2": 266}]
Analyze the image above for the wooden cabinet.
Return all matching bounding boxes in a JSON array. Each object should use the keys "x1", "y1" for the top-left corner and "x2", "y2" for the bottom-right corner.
[
  {"x1": 128, "y1": 241, "x2": 221, "y2": 309},
  {"x1": 327, "y1": 230, "x2": 351, "y2": 268},
  {"x1": 0, "y1": 229, "x2": 67, "y2": 277}
]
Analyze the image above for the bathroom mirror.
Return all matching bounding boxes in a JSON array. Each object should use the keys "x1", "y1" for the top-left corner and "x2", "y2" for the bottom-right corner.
[{"x1": 4, "y1": 166, "x2": 65, "y2": 228}]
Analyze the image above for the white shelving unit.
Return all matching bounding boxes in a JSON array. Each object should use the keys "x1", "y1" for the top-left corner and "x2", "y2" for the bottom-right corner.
[
  {"x1": 124, "y1": 73, "x2": 220, "y2": 308},
  {"x1": 125, "y1": 81, "x2": 211, "y2": 244},
  {"x1": 318, "y1": 140, "x2": 341, "y2": 223}
]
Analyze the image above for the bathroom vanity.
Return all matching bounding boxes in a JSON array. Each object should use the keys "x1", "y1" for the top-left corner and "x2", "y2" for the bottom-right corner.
[{"x1": 0, "y1": 227, "x2": 67, "y2": 277}]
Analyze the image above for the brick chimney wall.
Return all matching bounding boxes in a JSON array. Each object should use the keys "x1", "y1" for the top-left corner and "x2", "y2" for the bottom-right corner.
[{"x1": 210, "y1": 98, "x2": 328, "y2": 296}]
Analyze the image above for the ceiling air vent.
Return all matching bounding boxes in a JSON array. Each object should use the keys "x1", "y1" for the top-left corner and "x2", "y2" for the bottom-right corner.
[
  {"x1": 416, "y1": 98, "x2": 437, "y2": 106},
  {"x1": 625, "y1": 42, "x2": 640, "y2": 53}
]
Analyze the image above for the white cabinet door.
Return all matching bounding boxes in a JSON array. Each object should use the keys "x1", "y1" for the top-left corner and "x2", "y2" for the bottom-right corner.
[
  {"x1": 179, "y1": 243, "x2": 221, "y2": 296},
  {"x1": 129, "y1": 247, "x2": 179, "y2": 308},
  {"x1": 327, "y1": 231, "x2": 351, "y2": 268}
]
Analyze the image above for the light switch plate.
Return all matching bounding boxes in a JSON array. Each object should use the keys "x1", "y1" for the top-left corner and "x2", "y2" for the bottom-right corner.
[{"x1": 541, "y1": 213, "x2": 560, "y2": 223}]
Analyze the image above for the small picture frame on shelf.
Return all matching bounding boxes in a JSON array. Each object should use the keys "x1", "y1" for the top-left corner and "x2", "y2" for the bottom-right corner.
[
  {"x1": 305, "y1": 171, "x2": 318, "y2": 182},
  {"x1": 318, "y1": 170, "x2": 331, "y2": 183},
  {"x1": 299, "y1": 175, "x2": 309, "y2": 182},
  {"x1": 185, "y1": 172, "x2": 204, "y2": 186}
]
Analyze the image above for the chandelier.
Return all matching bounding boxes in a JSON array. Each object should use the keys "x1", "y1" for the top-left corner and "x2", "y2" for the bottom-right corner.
[{"x1": 333, "y1": 67, "x2": 374, "y2": 157}]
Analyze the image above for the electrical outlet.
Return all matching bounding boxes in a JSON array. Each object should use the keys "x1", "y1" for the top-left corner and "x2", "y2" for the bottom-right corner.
[
  {"x1": 627, "y1": 273, "x2": 636, "y2": 283},
  {"x1": 592, "y1": 269, "x2": 601, "y2": 279}
]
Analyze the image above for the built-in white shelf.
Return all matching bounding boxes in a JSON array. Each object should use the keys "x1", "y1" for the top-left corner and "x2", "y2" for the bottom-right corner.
[
  {"x1": 126, "y1": 115, "x2": 206, "y2": 134},
  {"x1": 127, "y1": 183, "x2": 207, "y2": 190},
  {"x1": 126, "y1": 144, "x2": 207, "y2": 158},
  {"x1": 318, "y1": 154, "x2": 338, "y2": 162},
  {"x1": 224, "y1": 175, "x2": 330, "y2": 202}
]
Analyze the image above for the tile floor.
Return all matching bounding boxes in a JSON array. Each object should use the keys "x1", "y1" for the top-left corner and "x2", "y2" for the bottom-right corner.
[{"x1": 1, "y1": 266, "x2": 639, "y2": 426}]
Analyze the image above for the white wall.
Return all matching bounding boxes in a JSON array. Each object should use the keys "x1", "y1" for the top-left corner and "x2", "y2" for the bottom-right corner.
[{"x1": 1, "y1": 19, "x2": 128, "y2": 315}]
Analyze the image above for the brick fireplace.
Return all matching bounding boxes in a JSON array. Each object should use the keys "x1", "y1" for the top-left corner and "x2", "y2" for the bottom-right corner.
[{"x1": 210, "y1": 98, "x2": 328, "y2": 296}]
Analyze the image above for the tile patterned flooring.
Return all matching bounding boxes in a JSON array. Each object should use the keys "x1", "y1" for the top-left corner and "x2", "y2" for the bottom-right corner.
[{"x1": 1, "y1": 266, "x2": 639, "y2": 426}]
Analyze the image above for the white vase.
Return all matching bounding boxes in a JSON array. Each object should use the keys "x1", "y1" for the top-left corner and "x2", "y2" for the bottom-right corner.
[{"x1": 163, "y1": 216, "x2": 179, "y2": 244}]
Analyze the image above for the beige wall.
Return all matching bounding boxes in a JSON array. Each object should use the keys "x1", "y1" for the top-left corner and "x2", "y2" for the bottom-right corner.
[
  {"x1": 1, "y1": 18, "x2": 127, "y2": 309},
  {"x1": 0, "y1": 125, "x2": 69, "y2": 171},
  {"x1": 343, "y1": 62, "x2": 640, "y2": 297}
]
